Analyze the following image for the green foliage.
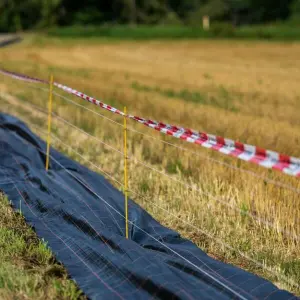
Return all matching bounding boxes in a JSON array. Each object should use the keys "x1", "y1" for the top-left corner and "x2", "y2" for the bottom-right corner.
[
  {"x1": 0, "y1": 0, "x2": 298, "y2": 32},
  {"x1": 237, "y1": 24, "x2": 300, "y2": 40},
  {"x1": 0, "y1": 0, "x2": 61, "y2": 32},
  {"x1": 47, "y1": 25, "x2": 212, "y2": 39},
  {"x1": 38, "y1": 0, "x2": 62, "y2": 28},
  {"x1": 139, "y1": 180, "x2": 150, "y2": 193},
  {"x1": 211, "y1": 22, "x2": 236, "y2": 36},
  {"x1": 166, "y1": 159, "x2": 185, "y2": 174},
  {"x1": 281, "y1": 259, "x2": 300, "y2": 277},
  {"x1": 73, "y1": 10, "x2": 103, "y2": 25},
  {"x1": 290, "y1": 0, "x2": 300, "y2": 22},
  {"x1": 47, "y1": 23, "x2": 300, "y2": 41},
  {"x1": 161, "y1": 12, "x2": 183, "y2": 25},
  {"x1": 189, "y1": 0, "x2": 229, "y2": 23}
]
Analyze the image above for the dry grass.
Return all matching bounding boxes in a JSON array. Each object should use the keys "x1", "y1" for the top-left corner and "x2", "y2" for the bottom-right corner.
[
  {"x1": 0, "y1": 193, "x2": 86, "y2": 299},
  {"x1": 1, "y1": 35, "x2": 300, "y2": 296}
]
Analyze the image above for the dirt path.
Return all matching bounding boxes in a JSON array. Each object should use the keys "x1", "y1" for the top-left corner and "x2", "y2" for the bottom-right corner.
[{"x1": 0, "y1": 34, "x2": 22, "y2": 48}]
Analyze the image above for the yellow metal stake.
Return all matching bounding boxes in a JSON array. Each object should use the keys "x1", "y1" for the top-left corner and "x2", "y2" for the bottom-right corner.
[
  {"x1": 46, "y1": 75, "x2": 54, "y2": 171},
  {"x1": 124, "y1": 107, "x2": 129, "y2": 239}
]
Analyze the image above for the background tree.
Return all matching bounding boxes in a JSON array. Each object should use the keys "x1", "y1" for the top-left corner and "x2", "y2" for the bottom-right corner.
[
  {"x1": 0, "y1": 0, "x2": 62, "y2": 32},
  {"x1": 188, "y1": 0, "x2": 228, "y2": 24},
  {"x1": 0, "y1": 0, "x2": 299, "y2": 32},
  {"x1": 290, "y1": 0, "x2": 300, "y2": 21},
  {"x1": 225, "y1": 0, "x2": 251, "y2": 25}
]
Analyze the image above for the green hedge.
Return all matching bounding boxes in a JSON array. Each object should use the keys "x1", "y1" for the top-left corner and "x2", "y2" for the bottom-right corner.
[{"x1": 47, "y1": 24, "x2": 300, "y2": 41}]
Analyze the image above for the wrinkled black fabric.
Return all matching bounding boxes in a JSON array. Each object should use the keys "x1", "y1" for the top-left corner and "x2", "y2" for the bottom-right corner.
[{"x1": 0, "y1": 113, "x2": 297, "y2": 300}]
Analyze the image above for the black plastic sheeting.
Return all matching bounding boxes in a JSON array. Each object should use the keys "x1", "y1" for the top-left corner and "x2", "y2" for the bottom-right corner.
[{"x1": 0, "y1": 113, "x2": 297, "y2": 300}]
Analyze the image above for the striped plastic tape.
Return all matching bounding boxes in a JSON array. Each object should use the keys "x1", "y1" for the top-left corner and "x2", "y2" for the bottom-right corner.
[
  {"x1": 1, "y1": 68, "x2": 300, "y2": 177},
  {"x1": 0, "y1": 69, "x2": 46, "y2": 84}
]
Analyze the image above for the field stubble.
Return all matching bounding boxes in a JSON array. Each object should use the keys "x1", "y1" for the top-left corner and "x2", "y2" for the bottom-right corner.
[{"x1": 1, "y1": 36, "x2": 300, "y2": 295}]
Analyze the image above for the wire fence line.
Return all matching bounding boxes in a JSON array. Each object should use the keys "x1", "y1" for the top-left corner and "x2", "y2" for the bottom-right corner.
[
  {"x1": 8, "y1": 123, "x2": 300, "y2": 296},
  {"x1": 28, "y1": 124, "x2": 300, "y2": 290},
  {"x1": 11, "y1": 152, "x2": 118, "y2": 254},
  {"x1": 28, "y1": 84, "x2": 124, "y2": 128},
  {"x1": 30, "y1": 123, "x2": 124, "y2": 188},
  {"x1": 3, "y1": 95, "x2": 297, "y2": 292},
  {"x1": 25, "y1": 83, "x2": 300, "y2": 195},
  {"x1": 6, "y1": 94, "x2": 299, "y2": 242},
  {"x1": 1, "y1": 126, "x2": 253, "y2": 300},
  {"x1": 8, "y1": 182, "x2": 126, "y2": 300},
  {"x1": 2, "y1": 79, "x2": 300, "y2": 296}
]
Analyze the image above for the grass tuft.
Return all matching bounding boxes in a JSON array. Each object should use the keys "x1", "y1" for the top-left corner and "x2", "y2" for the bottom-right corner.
[{"x1": 0, "y1": 194, "x2": 85, "y2": 299}]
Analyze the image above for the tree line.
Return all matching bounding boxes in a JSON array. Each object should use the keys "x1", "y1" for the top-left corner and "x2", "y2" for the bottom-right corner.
[{"x1": 1, "y1": 0, "x2": 300, "y2": 32}]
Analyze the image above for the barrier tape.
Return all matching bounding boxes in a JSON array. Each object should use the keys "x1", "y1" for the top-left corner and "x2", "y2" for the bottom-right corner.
[
  {"x1": 1, "y1": 68, "x2": 300, "y2": 177},
  {"x1": 0, "y1": 69, "x2": 46, "y2": 84}
]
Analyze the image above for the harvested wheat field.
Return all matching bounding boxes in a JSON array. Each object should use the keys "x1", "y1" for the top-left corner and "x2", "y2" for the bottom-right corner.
[{"x1": 1, "y1": 35, "x2": 300, "y2": 295}]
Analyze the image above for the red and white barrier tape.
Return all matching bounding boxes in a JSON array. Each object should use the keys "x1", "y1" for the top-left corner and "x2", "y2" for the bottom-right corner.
[
  {"x1": 0, "y1": 69, "x2": 46, "y2": 84},
  {"x1": 54, "y1": 83, "x2": 125, "y2": 116},
  {"x1": 1, "y1": 68, "x2": 300, "y2": 177}
]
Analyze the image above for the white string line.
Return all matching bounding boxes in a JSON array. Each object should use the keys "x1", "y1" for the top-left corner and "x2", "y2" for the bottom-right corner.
[
  {"x1": 30, "y1": 130, "x2": 125, "y2": 238},
  {"x1": 127, "y1": 189, "x2": 300, "y2": 290},
  {"x1": 37, "y1": 178, "x2": 118, "y2": 255},
  {"x1": 6, "y1": 113, "x2": 300, "y2": 295},
  {"x1": 41, "y1": 161, "x2": 173, "y2": 290},
  {"x1": 2, "y1": 126, "x2": 125, "y2": 255},
  {"x1": 47, "y1": 86, "x2": 300, "y2": 194},
  {"x1": 25, "y1": 123, "x2": 129, "y2": 239},
  {"x1": 0, "y1": 118, "x2": 125, "y2": 242},
  {"x1": 127, "y1": 128, "x2": 300, "y2": 194},
  {"x1": 52, "y1": 112, "x2": 124, "y2": 156},
  {"x1": 35, "y1": 130, "x2": 263, "y2": 263},
  {"x1": 13, "y1": 99, "x2": 299, "y2": 241},
  {"x1": 1, "y1": 78, "x2": 300, "y2": 292},
  {"x1": 18, "y1": 83, "x2": 300, "y2": 197},
  {"x1": 1, "y1": 160, "x2": 188, "y2": 299},
  {"x1": 13, "y1": 98, "x2": 124, "y2": 157},
  {"x1": 29, "y1": 122, "x2": 124, "y2": 188},
  {"x1": 35, "y1": 171, "x2": 125, "y2": 257},
  {"x1": 25, "y1": 84, "x2": 300, "y2": 195},
  {"x1": 25, "y1": 123, "x2": 300, "y2": 289},
  {"x1": 129, "y1": 156, "x2": 300, "y2": 241},
  {"x1": 2, "y1": 122, "x2": 252, "y2": 300},
  {"x1": 30, "y1": 140, "x2": 177, "y2": 281},
  {"x1": 28, "y1": 84, "x2": 123, "y2": 128},
  {"x1": 34, "y1": 148, "x2": 252, "y2": 300},
  {"x1": 8, "y1": 181, "x2": 125, "y2": 300},
  {"x1": 28, "y1": 123, "x2": 223, "y2": 260}
]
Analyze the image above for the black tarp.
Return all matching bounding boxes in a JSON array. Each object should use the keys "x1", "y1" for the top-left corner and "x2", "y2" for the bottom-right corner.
[{"x1": 0, "y1": 113, "x2": 297, "y2": 300}]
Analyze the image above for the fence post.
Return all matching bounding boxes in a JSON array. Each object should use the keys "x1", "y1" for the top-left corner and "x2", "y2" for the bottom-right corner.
[
  {"x1": 124, "y1": 107, "x2": 129, "y2": 239},
  {"x1": 46, "y1": 74, "x2": 54, "y2": 171}
]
